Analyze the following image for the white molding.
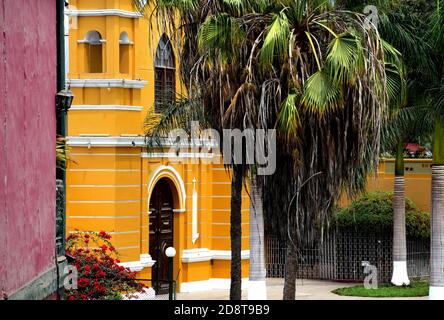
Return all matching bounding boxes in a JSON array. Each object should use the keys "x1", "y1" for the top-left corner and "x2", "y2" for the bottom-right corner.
[
  {"x1": 181, "y1": 249, "x2": 213, "y2": 263},
  {"x1": 180, "y1": 278, "x2": 249, "y2": 293},
  {"x1": 70, "y1": 105, "x2": 143, "y2": 111},
  {"x1": 66, "y1": 136, "x2": 220, "y2": 148},
  {"x1": 67, "y1": 136, "x2": 145, "y2": 147},
  {"x1": 212, "y1": 250, "x2": 250, "y2": 260},
  {"x1": 66, "y1": 9, "x2": 142, "y2": 19},
  {"x1": 192, "y1": 178, "x2": 199, "y2": 244},
  {"x1": 118, "y1": 254, "x2": 156, "y2": 272},
  {"x1": 142, "y1": 152, "x2": 215, "y2": 159},
  {"x1": 147, "y1": 165, "x2": 187, "y2": 212},
  {"x1": 181, "y1": 249, "x2": 250, "y2": 263},
  {"x1": 67, "y1": 78, "x2": 147, "y2": 89}
]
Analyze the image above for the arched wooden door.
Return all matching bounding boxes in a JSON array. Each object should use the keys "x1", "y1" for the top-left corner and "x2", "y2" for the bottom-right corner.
[{"x1": 149, "y1": 179, "x2": 174, "y2": 294}]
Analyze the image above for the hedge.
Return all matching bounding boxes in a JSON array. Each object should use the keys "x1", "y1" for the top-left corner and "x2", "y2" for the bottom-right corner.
[{"x1": 334, "y1": 192, "x2": 430, "y2": 238}]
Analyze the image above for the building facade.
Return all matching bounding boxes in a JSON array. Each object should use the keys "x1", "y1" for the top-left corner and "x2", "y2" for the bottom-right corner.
[
  {"x1": 0, "y1": 0, "x2": 64, "y2": 300},
  {"x1": 65, "y1": 0, "x2": 250, "y2": 293}
]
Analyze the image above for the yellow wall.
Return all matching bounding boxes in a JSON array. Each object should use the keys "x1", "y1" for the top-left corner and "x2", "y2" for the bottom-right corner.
[
  {"x1": 340, "y1": 159, "x2": 432, "y2": 212},
  {"x1": 66, "y1": 0, "x2": 250, "y2": 292}
]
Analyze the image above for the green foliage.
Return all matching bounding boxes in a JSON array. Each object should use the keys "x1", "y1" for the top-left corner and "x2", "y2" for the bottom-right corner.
[
  {"x1": 56, "y1": 136, "x2": 69, "y2": 170},
  {"x1": 260, "y1": 11, "x2": 290, "y2": 64},
  {"x1": 334, "y1": 192, "x2": 430, "y2": 238},
  {"x1": 333, "y1": 281, "x2": 429, "y2": 297}
]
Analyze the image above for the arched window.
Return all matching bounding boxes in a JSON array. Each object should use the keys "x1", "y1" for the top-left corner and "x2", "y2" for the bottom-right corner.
[
  {"x1": 84, "y1": 31, "x2": 103, "y2": 73},
  {"x1": 154, "y1": 34, "x2": 175, "y2": 113},
  {"x1": 119, "y1": 32, "x2": 131, "y2": 74}
]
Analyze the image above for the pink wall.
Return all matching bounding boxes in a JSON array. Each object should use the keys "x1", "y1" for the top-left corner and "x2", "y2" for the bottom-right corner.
[{"x1": 0, "y1": 0, "x2": 57, "y2": 297}]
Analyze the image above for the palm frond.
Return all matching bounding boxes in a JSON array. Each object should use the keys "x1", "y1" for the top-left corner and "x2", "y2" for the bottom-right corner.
[
  {"x1": 326, "y1": 33, "x2": 362, "y2": 84},
  {"x1": 301, "y1": 70, "x2": 342, "y2": 115},
  {"x1": 276, "y1": 91, "x2": 301, "y2": 141},
  {"x1": 198, "y1": 13, "x2": 245, "y2": 65},
  {"x1": 260, "y1": 11, "x2": 290, "y2": 65}
]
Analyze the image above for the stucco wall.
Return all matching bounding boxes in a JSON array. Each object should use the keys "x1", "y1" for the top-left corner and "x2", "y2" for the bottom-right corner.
[
  {"x1": 0, "y1": 0, "x2": 57, "y2": 298},
  {"x1": 340, "y1": 159, "x2": 433, "y2": 212}
]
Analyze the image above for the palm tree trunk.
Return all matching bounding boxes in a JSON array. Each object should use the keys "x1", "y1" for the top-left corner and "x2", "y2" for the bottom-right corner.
[
  {"x1": 430, "y1": 120, "x2": 444, "y2": 300},
  {"x1": 283, "y1": 238, "x2": 297, "y2": 300},
  {"x1": 230, "y1": 164, "x2": 243, "y2": 300},
  {"x1": 391, "y1": 141, "x2": 410, "y2": 286},
  {"x1": 248, "y1": 174, "x2": 267, "y2": 300}
]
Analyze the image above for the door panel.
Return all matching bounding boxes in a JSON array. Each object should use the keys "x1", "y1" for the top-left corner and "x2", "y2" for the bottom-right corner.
[{"x1": 149, "y1": 179, "x2": 174, "y2": 294}]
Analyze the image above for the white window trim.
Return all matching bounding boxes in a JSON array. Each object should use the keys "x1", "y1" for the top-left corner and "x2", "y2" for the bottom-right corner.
[
  {"x1": 118, "y1": 254, "x2": 156, "y2": 272},
  {"x1": 66, "y1": 9, "x2": 142, "y2": 19},
  {"x1": 66, "y1": 136, "x2": 218, "y2": 148},
  {"x1": 67, "y1": 78, "x2": 147, "y2": 89},
  {"x1": 70, "y1": 105, "x2": 143, "y2": 111},
  {"x1": 181, "y1": 249, "x2": 250, "y2": 263}
]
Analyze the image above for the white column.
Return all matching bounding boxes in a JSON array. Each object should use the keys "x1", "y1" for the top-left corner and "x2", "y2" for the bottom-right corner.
[{"x1": 192, "y1": 178, "x2": 199, "y2": 244}]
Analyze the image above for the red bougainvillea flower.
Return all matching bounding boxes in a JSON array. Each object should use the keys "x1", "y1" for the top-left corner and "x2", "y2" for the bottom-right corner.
[
  {"x1": 78, "y1": 278, "x2": 90, "y2": 288},
  {"x1": 65, "y1": 231, "x2": 145, "y2": 300}
]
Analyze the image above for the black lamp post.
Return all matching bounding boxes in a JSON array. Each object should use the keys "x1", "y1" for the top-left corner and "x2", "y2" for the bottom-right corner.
[{"x1": 165, "y1": 247, "x2": 176, "y2": 300}]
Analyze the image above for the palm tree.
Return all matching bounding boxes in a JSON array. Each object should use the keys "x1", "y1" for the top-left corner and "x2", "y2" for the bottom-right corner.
[
  {"x1": 375, "y1": 1, "x2": 434, "y2": 286},
  {"x1": 392, "y1": 140, "x2": 409, "y2": 286},
  {"x1": 423, "y1": 0, "x2": 444, "y2": 300},
  {"x1": 137, "y1": 0, "x2": 399, "y2": 300},
  {"x1": 382, "y1": 107, "x2": 427, "y2": 286},
  {"x1": 248, "y1": 173, "x2": 267, "y2": 299}
]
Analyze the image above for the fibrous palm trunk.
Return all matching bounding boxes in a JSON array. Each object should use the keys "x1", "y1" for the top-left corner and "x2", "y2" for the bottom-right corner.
[
  {"x1": 230, "y1": 164, "x2": 244, "y2": 300},
  {"x1": 248, "y1": 175, "x2": 267, "y2": 300},
  {"x1": 391, "y1": 142, "x2": 410, "y2": 286},
  {"x1": 283, "y1": 238, "x2": 297, "y2": 300},
  {"x1": 430, "y1": 121, "x2": 444, "y2": 300}
]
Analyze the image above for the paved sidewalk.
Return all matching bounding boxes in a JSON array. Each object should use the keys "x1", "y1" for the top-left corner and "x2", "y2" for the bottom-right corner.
[{"x1": 177, "y1": 278, "x2": 428, "y2": 300}]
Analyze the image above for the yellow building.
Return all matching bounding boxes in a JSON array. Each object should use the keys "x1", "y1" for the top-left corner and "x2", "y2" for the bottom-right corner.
[{"x1": 65, "y1": 0, "x2": 250, "y2": 294}]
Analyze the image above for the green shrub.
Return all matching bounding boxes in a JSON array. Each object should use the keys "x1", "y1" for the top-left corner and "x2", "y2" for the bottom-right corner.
[{"x1": 334, "y1": 192, "x2": 430, "y2": 238}]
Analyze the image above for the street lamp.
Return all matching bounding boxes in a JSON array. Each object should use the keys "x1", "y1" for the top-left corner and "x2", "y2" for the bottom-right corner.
[
  {"x1": 165, "y1": 247, "x2": 176, "y2": 300},
  {"x1": 56, "y1": 88, "x2": 74, "y2": 113}
]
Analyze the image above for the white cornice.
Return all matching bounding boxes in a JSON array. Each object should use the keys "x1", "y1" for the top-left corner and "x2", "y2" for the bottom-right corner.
[
  {"x1": 181, "y1": 249, "x2": 250, "y2": 263},
  {"x1": 67, "y1": 78, "x2": 147, "y2": 89},
  {"x1": 181, "y1": 249, "x2": 213, "y2": 263},
  {"x1": 70, "y1": 105, "x2": 143, "y2": 111},
  {"x1": 67, "y1": 136, "x2": 145, "y2": 147},
  {"x1": 141, "y1": 152, "x2": 215, "y2": 159},
  {"x1": 66, "y1": 136, "x2": 219, "y2": 148},
  {"x1": 118, "y1": 254, "x2": 156, "y2": 272},
  {"x1": 66, "y1": 9, "x2": 142, "y2": 19}
]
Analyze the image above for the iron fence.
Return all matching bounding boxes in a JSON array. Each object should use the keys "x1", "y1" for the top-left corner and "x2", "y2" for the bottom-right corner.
[
  {"x1": 56, "y1": 179, "x2": 66, "y2": 257},
  {"x1": 117, "y1": 279, "x2": 177, "y2": 300},
  {"x1": 265, "y1": 232, "x2": 430, "y2": 283}
]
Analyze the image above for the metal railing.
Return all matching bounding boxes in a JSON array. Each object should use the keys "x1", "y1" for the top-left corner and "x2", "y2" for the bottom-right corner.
[
  {"x1": 122, "y1": 279, "x2": 177, "y2": 300},
  {"x1": 265, "y1": 232, "x2": 430, "y2": 283},
  {"x1": 56, "y1": 179, "x2": 66, "y2": 257}
]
